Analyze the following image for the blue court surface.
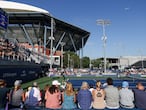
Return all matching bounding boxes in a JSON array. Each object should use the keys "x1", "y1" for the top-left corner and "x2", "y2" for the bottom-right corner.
[
  {"x1": 65, "y1": 76, "x2": 146, "y2": 110},
  {"x1": 68, "y1": 78, "x2": 146, "y2": 89}
]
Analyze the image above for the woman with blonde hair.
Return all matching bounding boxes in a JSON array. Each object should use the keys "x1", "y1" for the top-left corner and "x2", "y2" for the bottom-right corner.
[
  {"x1": 92, "y1": 80, "x2": 106, "y2": 109},
  {"x1": 77, "y1": 81, "x2": 92, "y2": 110},
  {"x1": 62, "y1": 82, "x2": 77, "y2": 109}
]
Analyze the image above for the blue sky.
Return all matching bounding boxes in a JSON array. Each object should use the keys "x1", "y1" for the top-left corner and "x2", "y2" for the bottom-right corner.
[{"x1": 8, "y1": 0, "x2": 146, "y2": 59}]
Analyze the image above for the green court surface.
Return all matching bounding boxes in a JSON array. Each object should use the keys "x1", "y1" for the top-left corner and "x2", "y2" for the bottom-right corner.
[
  {"x1": 21, "y1": 75, "x2": 109, "y2": 90},
  {"x1": 21, "y1": 75, "x2": 146, "y2": 91},
  {"x1": 21, "y1": 76, "x2": 63, "y2": 90}
]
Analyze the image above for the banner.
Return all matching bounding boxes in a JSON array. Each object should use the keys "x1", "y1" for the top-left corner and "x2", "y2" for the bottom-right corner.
[{"x1": 0, "y1": 8, "x2": 8, "y2": 30}]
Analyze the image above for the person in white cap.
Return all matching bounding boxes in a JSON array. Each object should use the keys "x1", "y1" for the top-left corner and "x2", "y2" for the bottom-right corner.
[
  {"x1": 119, "y1": 81, "x2": 134, "y2": 109},
  {"x1": 45, "y1": 80, "x2": 62, "y2": 109},
  {"x1": 52, "y1": 80, "x2": 61, "y2": 87}
]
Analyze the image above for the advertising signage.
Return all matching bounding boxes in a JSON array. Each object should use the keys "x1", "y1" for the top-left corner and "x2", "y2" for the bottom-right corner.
[{"x1": 0, "y1": 8, "x2": 8, "y2": 30}]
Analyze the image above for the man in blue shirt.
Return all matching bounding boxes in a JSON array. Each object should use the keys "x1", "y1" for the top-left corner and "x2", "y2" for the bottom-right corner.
[{"x1": 77, "y1": 82, "x2": 92, "y2": 110}]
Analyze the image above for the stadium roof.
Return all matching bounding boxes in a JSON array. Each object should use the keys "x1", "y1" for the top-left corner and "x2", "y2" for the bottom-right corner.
[
  {"x1": 0, "y1": 0, "x2": 49, "y2": 14},
  {"x1": 0, "y1": 1, "x2": 90, "y2": 52}
]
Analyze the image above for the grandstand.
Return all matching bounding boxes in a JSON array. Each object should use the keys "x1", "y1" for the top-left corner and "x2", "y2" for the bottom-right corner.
[{"x1": 0, "y1": 0, "x2": 90, "y2": 67}]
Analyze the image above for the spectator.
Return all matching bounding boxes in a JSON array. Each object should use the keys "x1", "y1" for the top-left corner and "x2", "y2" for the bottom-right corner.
[
  {"x1": 89, "y1": 84, "x2": 94, "y2": 93},
  {"x1": 133, "y1": 82, "x2": 146, "y2": 109},
  {"x1": 0, "y1": 79, "x2": 9, "y2": 110},
  {"x1": 45, "y1": 80, "x2": 62, "y2": 109},
  {"x1": 61, "y1": 71, "x2": 65, "y2": 81},
  {"x1": 102, "y1": 82, "x2": 107, "y2": 89},
  {"x1": 136, "y1": 82, "x2": 145, "y2": 91},
  {"x1": 92, "y1": 80, "x2": 106, "y2": 109},
  {"x1": 24, "y1": 86, "x2": 32, "y2": 105},
  {"x1": 77, "y1": 81, "x2": 92, "y2": 110},
  {"x1": 119, "y1": 81, "x2": 134, "y2": 109},
  {"x1": 104, "y1": 77, "x2": 120, "y2": 109},
  {"x1": 25, "y1": 82, "x2": 41, "y2": 110},
  {"x1": 62, "y1": 82, "x2": 77, "y2": 109},
  {"x1": 9, "y1": 80, "x2": 25, "y2": 110},
  {"x1": 52, "y1": 80, "x2": 61, "y2": 87}
]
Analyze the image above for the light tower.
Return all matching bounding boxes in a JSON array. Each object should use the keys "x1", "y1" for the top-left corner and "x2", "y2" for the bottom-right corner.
[
  {"x1": 60, "y1": 42, "x2": 65, "y2": 70},
  {"x1": 49, "y1": 17, "x2": 55, "y2": 72},
  {"x1": 96, "y1": 19, "x2": 110, "y2": 74}
]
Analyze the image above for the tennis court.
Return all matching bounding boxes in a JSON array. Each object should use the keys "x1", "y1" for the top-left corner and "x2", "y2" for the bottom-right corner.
[{"x1": 68, "y1": 76, "x2": 146, "y2": 89}]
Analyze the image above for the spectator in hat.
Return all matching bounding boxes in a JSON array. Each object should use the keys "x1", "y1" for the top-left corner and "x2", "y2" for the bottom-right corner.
[
  {"x1": 52, "y1": 80, "x2": 61, "y2": 87},
  {"x1": 9, "y1": 80, "x2": 25, "y2": 110},
  {"x1": 52, "y1": 80, "x2": 62, "y2": 92},
  {"x1": 25, "y1": 82, "x2": 41, "y2": 110},
  {"x1": 45, "y1": 80, "x2": 62, "y2": 109},
  {"x1": 0, "y1": 79, "x2": 9, "y2": 110},
  {"x1": 119, "y1": 81, "x2": 134, "y2": 109}
]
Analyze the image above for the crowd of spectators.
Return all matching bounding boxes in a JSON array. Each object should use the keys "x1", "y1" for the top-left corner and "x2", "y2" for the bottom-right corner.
[
  {"x1": 0, "y1": 38, "x2": 18, "y2": 58},
  {"x1": 0, "y1": 37, "x2": 32, "y2": 62},
  {"x1": 0, "y1": 77, "x2": 146, "y2": 110}
]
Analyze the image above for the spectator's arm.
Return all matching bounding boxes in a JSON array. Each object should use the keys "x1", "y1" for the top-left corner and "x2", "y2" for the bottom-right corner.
[
  {"x1": 74, "y1": 93, "x2": 76, "y2": 103},
  {"x1": 92, "y1": 89, "x2": 95, "y2": 100},
  {"x1": 62, "y1": 92, "x2": 64, "y2": 102},
  {"x1": 22, "y1": 92, "x2": 25, "y2": 102}
]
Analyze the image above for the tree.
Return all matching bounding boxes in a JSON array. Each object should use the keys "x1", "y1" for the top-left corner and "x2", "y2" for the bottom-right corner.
[
  {"x1": 82, "y1": 56, "x2": 90, "y2": 68},
  {"x1": 63, "y1": 51, "x2": 80, "y2": 68},
  {"x1": 92, "y1": 58, "x2": 102, "y2": 68}
]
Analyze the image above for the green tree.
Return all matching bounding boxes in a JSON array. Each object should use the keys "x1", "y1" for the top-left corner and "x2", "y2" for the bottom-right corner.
[
  {"x1": 63, "y1": 51, "x2": 80, "y2": 68},
  {"x1": 82, "y1": 56, "x2": 90, "y2": 68},
  {"x1": 92, "y1": 58, "x2": 102, "y2": 68}
]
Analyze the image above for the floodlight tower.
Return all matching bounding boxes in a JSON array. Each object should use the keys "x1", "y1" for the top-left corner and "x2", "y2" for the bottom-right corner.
[
  {"x1": 49, "y1": 17, "x2": 55, "y2": 71},
  {"x1": 60, "y1": 42, "x2": 65, "y2": 70},
  {"x1": 96, "y1": 19, "x2": 110, "y2": 74}
]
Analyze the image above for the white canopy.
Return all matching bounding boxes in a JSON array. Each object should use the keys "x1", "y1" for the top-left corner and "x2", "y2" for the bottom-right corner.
[{"x1": 0, "y1": 0, "x2": 49, "y2": 14}]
